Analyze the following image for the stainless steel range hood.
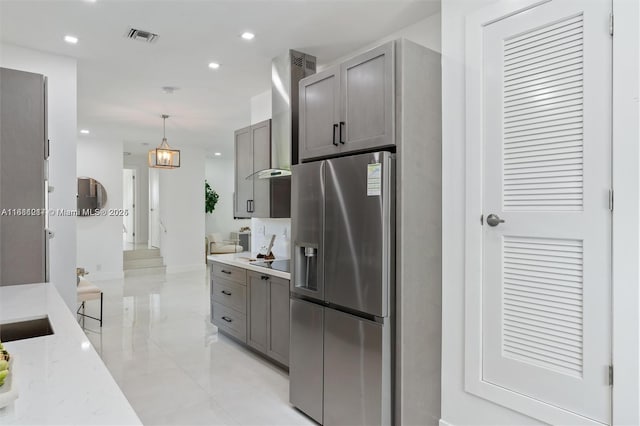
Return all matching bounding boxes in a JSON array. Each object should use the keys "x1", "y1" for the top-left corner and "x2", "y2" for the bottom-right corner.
[{"x1": 249, "y1": 50, "x2": 316, "y2": 179}]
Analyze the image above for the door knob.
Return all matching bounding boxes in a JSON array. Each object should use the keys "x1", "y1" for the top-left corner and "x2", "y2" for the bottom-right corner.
[{"x1": 486, "y1": 214, "x2": 505, "y2": 227}]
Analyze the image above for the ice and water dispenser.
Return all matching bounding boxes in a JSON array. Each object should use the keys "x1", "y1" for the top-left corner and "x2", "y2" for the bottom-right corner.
[{"x1": 294, "y1": 244, "x2": 318, "y2": 292}]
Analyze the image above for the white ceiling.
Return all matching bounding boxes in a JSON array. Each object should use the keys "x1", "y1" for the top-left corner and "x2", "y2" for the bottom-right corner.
[{"x1": 0, "y1": 0, "x2": 440, "y2": 158}]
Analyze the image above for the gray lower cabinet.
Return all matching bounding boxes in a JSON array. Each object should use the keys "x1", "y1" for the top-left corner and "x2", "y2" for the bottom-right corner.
[
  {"x1": 210, "y1": 261, "x2": 289, "y2": 367},
  {"x1": 247, "y1": 270, "x2": 290, "y2": 366},
  {"x1": 298, "y1": 41, "x2": 395, "y2": 162}
]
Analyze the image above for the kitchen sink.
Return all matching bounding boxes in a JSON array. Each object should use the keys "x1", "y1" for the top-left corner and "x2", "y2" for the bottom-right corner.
[{"x1": 0, "y1": 316, "x2": 54, "y2": 342}]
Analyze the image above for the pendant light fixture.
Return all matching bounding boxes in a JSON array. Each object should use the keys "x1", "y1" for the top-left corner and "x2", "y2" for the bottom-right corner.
[{"x1": 148, "y1": 114, "x2": 180, "y2": 169}]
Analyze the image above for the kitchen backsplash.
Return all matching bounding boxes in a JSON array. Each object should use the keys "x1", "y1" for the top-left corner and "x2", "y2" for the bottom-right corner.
[{"x1": 250, "y1": 218, "x2": 291, "y2": 259}]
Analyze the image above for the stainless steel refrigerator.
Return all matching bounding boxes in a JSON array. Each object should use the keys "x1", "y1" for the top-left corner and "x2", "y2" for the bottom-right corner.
[{"x1": 290, "y1": 151, "x2": 394, "y2": 426}]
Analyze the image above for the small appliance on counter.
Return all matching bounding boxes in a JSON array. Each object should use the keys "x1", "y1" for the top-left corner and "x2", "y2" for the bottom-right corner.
[{"x1": 256, "y1": 234, "x2": 276, "y2": 259}]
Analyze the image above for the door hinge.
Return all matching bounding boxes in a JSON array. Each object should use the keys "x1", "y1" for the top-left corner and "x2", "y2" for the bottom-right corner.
[
  {"x1": 609, "y1": 13, "x2": 614, "y2": 36},
  {"x1": 609, "y1": 189, "x2": 614, "y2": 212},
  {"x1": 609, "y1": 365, "x2": 614, "y2": 386},
  {"x1": 480, "y1": 214, "x2": 484, "y2": 225}
]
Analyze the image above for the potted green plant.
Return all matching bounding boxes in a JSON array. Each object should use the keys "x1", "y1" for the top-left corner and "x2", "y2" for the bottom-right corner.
[{"x1": 205, "y1": 180, "x2": 219, "y2": 213}]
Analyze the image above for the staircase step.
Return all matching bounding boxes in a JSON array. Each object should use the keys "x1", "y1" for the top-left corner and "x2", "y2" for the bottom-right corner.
[
  {"x1": 124, "y1": 257, "x2": 164, "y2": 270},
  {"x1": 124, "y1": 266, "x2": 166, "y2": 277},
  {"x1": 124, "y1": 248, "x2": 161, "y2": 261}
]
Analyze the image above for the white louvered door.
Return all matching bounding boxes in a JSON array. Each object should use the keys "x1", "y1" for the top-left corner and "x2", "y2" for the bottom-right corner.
[{"x1": 482, "y1": 0, "x2": 611, "y2": 423}]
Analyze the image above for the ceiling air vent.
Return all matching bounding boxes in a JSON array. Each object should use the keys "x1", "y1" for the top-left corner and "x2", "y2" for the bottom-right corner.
[{"x1": 125, "y1": 28, "x2": 159, "y2": 43}]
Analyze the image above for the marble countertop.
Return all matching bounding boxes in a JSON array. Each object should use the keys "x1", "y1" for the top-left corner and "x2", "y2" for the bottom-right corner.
[
  {"x1": 0, "y1": 283, "x2": 141, "y2": 425},
  {"x1": 207, "y1": 252, "x2": 291, "y2": 280}
]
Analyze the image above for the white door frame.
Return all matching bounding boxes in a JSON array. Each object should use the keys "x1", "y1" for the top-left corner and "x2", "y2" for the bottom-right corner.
[
  {"x1": 463, "y1": 0, "x2": 639, "y2": 424},
  {"x1": 610, "y1": 0, "x2": 639, "y2": 423}
]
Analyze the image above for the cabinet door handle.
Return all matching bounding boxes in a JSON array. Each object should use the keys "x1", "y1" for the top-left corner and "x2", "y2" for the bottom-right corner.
[
  {"x1": 221, "y1": 316, "x2": 233, "y2": 323},
  {"x1": 246, "y1": 200, "x2": 251, "y2": 213},
  {"x1": 221, "y1": 270, "x2": 232, "y2": 275},
  {"x1": 261, "y1": 275, "x2": 270, "y2": 280},
  {"x1": 333, "y1": 124, "x2": 339, "y2": 146},
  {"x1": 339, "y1": 122, "x2": 345, "y2": 144},
  {"x1": 221, "y1": 290, "x2": 232, "y2": 296}
]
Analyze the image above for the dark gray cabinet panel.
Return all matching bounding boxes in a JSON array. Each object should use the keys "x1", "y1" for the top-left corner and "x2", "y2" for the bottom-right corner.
[
  {"x1": 324, "y1": 308, "x2": 390, "y2": 426},
  {"x1": 234, "y1": 126, "x2": 253, "y2": 218},
  {"x1": 299, "y1": 66, "x2": 340, "y2": 161},
  {"x1": 267, "y1": 275, "x2": 290, "y2": 365},
  {"x1": 298, "y1": 41, "x2": 396, "y2": 162},
  {"x1": 251, "y1": 121, "x2": 271, "y2": 218},
  {"x1": 247, "y1": 271, "x2": 269, "y2": 352},
  {"x1": 341, "y1": 42, "x2": 395, "y2": 153},
  {"x1": 290, "y1": 298, "x2": 324, "y2": 424},
  {"x1": 0, "y1": 68, "x2": 46, "y2": 286},
  {"x1": 246, "y1": 270, "x2": 290, "y2": 366}
]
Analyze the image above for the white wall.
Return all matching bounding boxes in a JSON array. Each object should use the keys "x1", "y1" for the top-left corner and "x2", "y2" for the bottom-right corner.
[
  {"x1": 123, "y1": 153, "x2": 149, "y2": 245},
  {"x1": 159, "y1": 147, "x2": 206, "y2": 273},
  {"x1": 250, "y1": 90, "x2": 271, "y2": 125},
  {"x1": 0, "y1": 43, "x2": 78, "y2": 310},
  {"x1": 77, "y1": 139, "x2": 124, "y2": 281},
  {"x1": 205, "y1": 156, "x2": 250, "y2": 238},
  {"x1": 250, "y1": 218, "x2": 290, "y2": 259},
  {"x1": 320, "y1": 13, "x2": 441, "y2": 71}
]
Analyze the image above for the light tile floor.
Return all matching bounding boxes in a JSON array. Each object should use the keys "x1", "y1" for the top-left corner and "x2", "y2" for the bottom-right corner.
[{"x1": 82, "y1": 269, "x2": 315, "y2": 426}]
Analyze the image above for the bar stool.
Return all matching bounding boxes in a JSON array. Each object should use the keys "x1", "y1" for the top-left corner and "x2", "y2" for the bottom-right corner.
[{"x1": 77, "y1": 277, "x2": 103, "y2": 327}]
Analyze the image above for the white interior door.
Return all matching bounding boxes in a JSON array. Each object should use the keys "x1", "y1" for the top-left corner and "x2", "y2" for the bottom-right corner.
[
  {"x1": 122, "y1": 169, "x2": 135, "y2": 244},
  {"x1": 481, "y1": 0, "x2": 611, "y2": 423},
  {"x1": 149, "y1": 168, "x2": 160, "y2": 249}
]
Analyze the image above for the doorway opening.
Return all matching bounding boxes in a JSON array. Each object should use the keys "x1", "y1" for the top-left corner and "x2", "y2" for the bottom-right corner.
[{"x1": 122, "y1": 169, "x2": 136, "y2": 250}]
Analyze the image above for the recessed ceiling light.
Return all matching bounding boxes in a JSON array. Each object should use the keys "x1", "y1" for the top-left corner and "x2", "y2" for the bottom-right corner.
[
  {"x1": 64, "y1": 35, "x2": 79, "y2": 44},
  {"x1": 80, "y1": 129, "x2": 90, "y2": 134},
  {"x1": 208, "y1": 62, "x2": 221, "y2": 70},
  {"x1": 241, "y1": 32, "x2": 255, "y2": 41},
  {"x1": 214, "y1": 152, "x2": 222, "y2": 156}
]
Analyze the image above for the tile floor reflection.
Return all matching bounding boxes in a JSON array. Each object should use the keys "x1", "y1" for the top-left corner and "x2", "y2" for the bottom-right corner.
[{"x1": 82, "y1": 269, "x2": 315, "y2": 426}]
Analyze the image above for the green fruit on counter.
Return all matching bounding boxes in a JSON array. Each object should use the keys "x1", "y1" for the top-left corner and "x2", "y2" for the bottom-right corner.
[
  {"x1": 0, "y1": 360, "x2": 7, "y2": 371},
  {"x1": 0, "y1": 370, "x2": 8, "y2": 381}
]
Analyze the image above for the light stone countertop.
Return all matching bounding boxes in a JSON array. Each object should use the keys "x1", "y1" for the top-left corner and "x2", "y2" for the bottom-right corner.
[
  {"x1": 0, "y1": 283, "x2": 141, "y2": 425},
  {"x1": 207, "y1": 252, "x2": 291, "y2": 280}
]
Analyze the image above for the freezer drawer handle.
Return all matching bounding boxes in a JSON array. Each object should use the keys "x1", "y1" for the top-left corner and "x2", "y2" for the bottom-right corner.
[
  {"x1": 221, "y1": 290, "x2": 232, "y2": 296},
  {"x1": 261, "y1": 275, "x2": 270, "y2": 280},
  {"x1": 332, "y1": 124, "x2": 339, "y2": 146},
  {"x1": 221, "y1": 316, "x2": 233, "y2": 323},
  {"x1": 220, "y1": 270, "x2": 232, "y2": 275}
]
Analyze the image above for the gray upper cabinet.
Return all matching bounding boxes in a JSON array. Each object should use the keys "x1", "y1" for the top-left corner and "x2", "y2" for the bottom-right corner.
[
  {"x1": 234, "y1": 126, "x2": 253, "y2": 218},
  {"x1": 341, "y1": 42, "x2": 394, "y2": 152},
  {"x1": 234, "y1": 119, "x2": 291, "y2": 219},
  {"x1": 299, "y1": 66, "x2": 340, "y2": 161},
  {"x1": 299, "y1": 41, "x2": 396, "y2": 162},
  {"x1": 251, "y1": 121, "x2": 271, "y2": 218}
]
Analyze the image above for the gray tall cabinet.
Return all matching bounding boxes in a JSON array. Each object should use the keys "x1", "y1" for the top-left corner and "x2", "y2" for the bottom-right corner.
[{"x1": 0, "y1": 67, "x2": 48, "y2": 286}]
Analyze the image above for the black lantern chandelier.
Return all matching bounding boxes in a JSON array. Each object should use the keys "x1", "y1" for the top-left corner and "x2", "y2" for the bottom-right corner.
[{"x1": 148, "y1": 114, "x2": 180, "y2": 169}]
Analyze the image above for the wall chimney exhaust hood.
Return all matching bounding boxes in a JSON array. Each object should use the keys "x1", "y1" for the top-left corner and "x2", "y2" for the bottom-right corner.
[{"x1": 248, "y1": 50, "x2": 316, "y2": 179}]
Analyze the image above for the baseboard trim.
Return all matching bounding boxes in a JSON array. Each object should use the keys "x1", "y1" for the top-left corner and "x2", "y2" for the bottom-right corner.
[{"x1": 166, "y1": 264, "x2": 206, "y2": 274}]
